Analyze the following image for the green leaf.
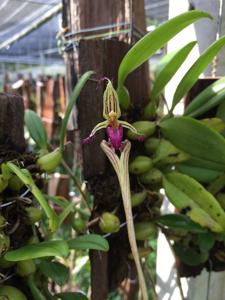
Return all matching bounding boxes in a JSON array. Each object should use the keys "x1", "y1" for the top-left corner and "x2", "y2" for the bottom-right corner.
[
  {"x1": 160, "y1": 116, "x2": 225, "y2": 168},
  {"x1": 39, "y1": 261, "x2": 69, "y2": 286},
  {"x1": 25, "y1": 109, "x2": 48, "y2": 150},
  {"x1": 154, "y1": 50, "x2": 180, "y2": 78},
  {"x1": 185, "y1": 77, "x2": 225, "y2": 116},
  {"x1": 186, "y1": 88, "x2": 225, "y2": 118},
  {"x1": 144, "y1": 42, "x2": 197, "y2": 118},
  {"x1": 46, "y1": 195, "x2": 70, "y2": 209},
  {"x1": 68, "y1": 234, "x2": 109, "y2": 251},
  {"x1": 5, "y1": 240, "x2": 69, "y2": 261},
  {"x1": 7, "y1": 162, "x2": 58, "y2": 232},
  {"x1": 197, "y1": 232, "x2": 215, "y2": 252},
  {"x1": 60, "y1": 71, "x2": 94, "y2": 152},
  {"x1": 54, "y1": 292, "x2": 88, "y2": 300},
  {"x1": 174, "y1": 242, "x2": 208, "y2": 266},
  {"x1": 184, "y1": 157, "x2": 225, "y2": 171},
  {"x1": 117, "y1": 10, "x2": 211, "y2": 109},
  {"x1": 216, "y1": 96, "x2": 225, "y2": 136},
  {"x1": 58, "y1": 202, "x2": 74, "y2": 226},
  {"x1": 172, "y1": 36, "x2": 225, "y2": 110},
  {"x1": 163, "y1": 174, "x2": 225, "y2": 232},
  {"x1": 151, "y1": 41, "x2": 197, "y2": 102},
  {"x1": 176, "y1": 164, "x2": 222, "y2": 183},
  {"x1": 157, "y1": 214, "x2": 207, "y2": 233}
]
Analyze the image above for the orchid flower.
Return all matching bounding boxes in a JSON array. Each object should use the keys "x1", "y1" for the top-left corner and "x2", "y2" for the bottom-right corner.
[
  {"x1": 83, "y1": 79, "x2": 141, "y2": 150},
  {"x1": 83, "y1": 79, "x2": 148, "y2": 300}
]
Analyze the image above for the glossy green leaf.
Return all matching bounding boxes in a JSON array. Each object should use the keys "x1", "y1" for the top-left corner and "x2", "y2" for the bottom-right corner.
[
  {"x1": 25, "y1": 109, "x2": 48, "y2": 150},
  {"x1": 160, "y1": 116, "x2": 225, "y2": 167},
  {"x1": 164, "y1": 172, "x2": 225, "y2": 231},
  {"x1": 174, "y1": 242, "x2": 208, "y2": 266},
  {"x1": 185, "y1": 77, "x2": 225, "y2": 116},
  {"x1": 151, "y1": 41, "x2": 197, "y2": 102},
  {"x1": 217, "y1": 95, "x2": 225, "y2": 119},
  {"x1": 154, "y1": 50, "x2": 179, "y2": 78},
  {"x1": 186, "y1": 88, "x2": 225, "y2": 117},
  {"x1": 68, "y1": 234, "x2": 109, "y2": 251},
  {"x1": 176, "y1": 164, "x2": 222, "y2": 183},
  {"x1": 39, "y1": 261, "x2": 69, "y2": 286},
  {"x1": 157, "y1": 214, "x2": 207, "y2": 233},
  {"x1": 60, "y1": 71, "x2": 94, "y2": 152},
  {"x1": 197, "y1": 232, "x2": 215, "y2": 252},
  {"x1": 144, "y1": 42, "x2": 197, "y2": 118},
  {"x1": 172, "y1": 36, "x2": 225, "y2": 110},
  {"x1": 54, "y1": 292, "x2": 88, "y2": 300},
  {"x1": 184, "y1": 157, "x2": 225, "y2": 171},
  {"x1": 5, "y1": 240, "x2": 69, "y2": 261},
  {"x1": 117, "y1": 10, "x2": 211, "y2": 109}
]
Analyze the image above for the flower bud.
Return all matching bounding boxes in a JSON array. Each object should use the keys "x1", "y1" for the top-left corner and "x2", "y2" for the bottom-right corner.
[
  {"x1": 8, "y1": 175, "x2": 24, "y2": 191},
  {"x1": 16, "y1": 259, "x2": 36, "y2": 277},
  {"x1": 127, "y1": 121, "x2": 156, "y2": 140},
  {"x1": 37, "y1": 148, "x2": 62, "y2": 172},
  {"x1": 0, "y1": 286, "x2": 27, "y2": 300},
  {"x1": 134, "y1": 222, "x2": 157, "y2": 240},
  {"x1": 139, "y1": 168, "x2": 163, "y2": 185},
  {"x1": 144, "y1": 138, "x2": 160, "y2": 155},
  {"x1": 72, "y1": 217, "x2": 87, "y2": 233},
  {"x1": 131, "y1": 191, "x2": 147, "y2": 207},
  {"x1": 129, "y1": 156, "x2": 153, "y2": 175},
  {"x1": 99, "y1": 212, "x2": 120, "y2": 233},
  {"x1": 25, "y1": 207, "x2": 42, "y2": 224}
]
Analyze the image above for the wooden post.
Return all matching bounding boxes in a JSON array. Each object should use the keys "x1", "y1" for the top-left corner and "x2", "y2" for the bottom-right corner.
[
  {"x1": 0, "y1": 93, "x2": 33, "y2": 298},
  {"x1": 0, "y1": 93, "x2": 26, "y2": 152},
  {"x1": 63, "y1": 1, "x2": 149, "y2": 299}
]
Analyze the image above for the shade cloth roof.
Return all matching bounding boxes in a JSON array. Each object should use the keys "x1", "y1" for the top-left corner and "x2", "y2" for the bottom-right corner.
[
  {"x1": 0, "y1": 0, "x2": 62, "y2": 65},
  {"x1": 0, "y1": 0, "x2": 169, "y2": 66}
]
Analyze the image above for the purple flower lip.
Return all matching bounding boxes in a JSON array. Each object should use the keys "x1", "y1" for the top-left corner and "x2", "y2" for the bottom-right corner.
[{"x1": 106, "y1": 126, "x2": 123, "y2": 150}]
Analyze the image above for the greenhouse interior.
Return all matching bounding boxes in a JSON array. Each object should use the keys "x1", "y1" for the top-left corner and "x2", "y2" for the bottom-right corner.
[{"x1": 1, "y1": 0, "x2": 225, "y2": 299}]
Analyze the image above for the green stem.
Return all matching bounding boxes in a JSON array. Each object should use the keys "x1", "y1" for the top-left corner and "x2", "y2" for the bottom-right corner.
[
  {"x1": 27, "y1": 276, "x2": 47, "y2": 300},
  {"x1": 30, "y1": 184, "x2": 58, "y2": 232},
  {"x1": 61, "y1": 158, "x2": 91, "y2": 211}
]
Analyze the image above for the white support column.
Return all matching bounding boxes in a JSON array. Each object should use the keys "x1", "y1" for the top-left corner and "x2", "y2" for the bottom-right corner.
[{"x1": 157, "y1": 1, "x2": 225, "y2": 299}]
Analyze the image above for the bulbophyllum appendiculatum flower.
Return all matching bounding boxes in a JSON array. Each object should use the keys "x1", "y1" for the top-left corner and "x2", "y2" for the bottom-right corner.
[
  {"x1": 83, "y1": 79, "x2": 148, "y2": 300},
  {"x1": 83, "y1": 79, "x2": 142, "y2": 150}
]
